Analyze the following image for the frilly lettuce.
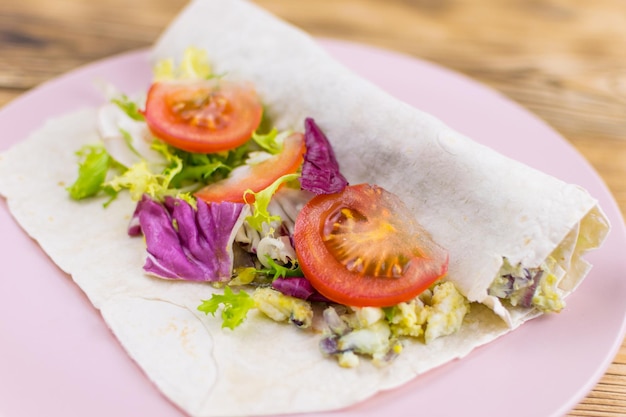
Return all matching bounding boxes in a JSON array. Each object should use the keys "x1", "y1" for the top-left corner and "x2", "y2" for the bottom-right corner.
[
  {"x1": 259, "y1": 256, "x2": 302, "y2": 280},
  {"x1": 110, "y1": 94, "x2": 145, "y2": 122},
  {"x1": 162, "y1": 141, "x2": 249, "y2": 189},
  {"x1": 244, "y1": 173, "x2": 300, "y2": 232},
  {"x1": 198, "y1": 286, "x2": 256, "y2": 330},
  {"x1": 66, "y1": 144, "x2": 113, "y2": 200},
  {"x1": 154, "y1": 46, "x2": 213, "y2": 81},
  {"x1": 106, "y1": 155, "x2": 191, "y2": 203},
  {"x1": 252, "y1": 128, "x2": 292, "y2": 155}
]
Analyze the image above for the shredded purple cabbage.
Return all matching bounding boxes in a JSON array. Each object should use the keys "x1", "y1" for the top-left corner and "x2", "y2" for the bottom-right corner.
[
  {"x1": 271, "y1": 276, "x2": 331, "y2": 302},
  {"x1": 128, "y1": 204, "x2": 142, "y2": 237},
  {"x1": 518, "y1": 270, "x2": 543, "y2": 308},
  {"x1": 130, "y1": 195, "x2": 246, "y2": 282},
  {"x1": 301, "y1": 117, "x2": 348, "y2": 195},
  {"x1": 319, "y1": 335, "x2": 341, "y2": 356},
  {"x1": 271, "y1": 277, "x2": 315, "y2": 299}
]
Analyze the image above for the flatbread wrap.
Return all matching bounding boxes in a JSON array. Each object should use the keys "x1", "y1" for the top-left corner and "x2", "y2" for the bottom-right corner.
[{"x1": 0, "y1": 0, "x2": 610, "y2": 416}]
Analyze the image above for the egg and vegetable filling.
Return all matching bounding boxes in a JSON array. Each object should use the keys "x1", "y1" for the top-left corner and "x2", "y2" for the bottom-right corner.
[
  {"x1": 238, "y1": 281, "x2": 470, "y2": 368},
  {"x1": 488, "y1": 257, "x2": 564, "y2": 312}
]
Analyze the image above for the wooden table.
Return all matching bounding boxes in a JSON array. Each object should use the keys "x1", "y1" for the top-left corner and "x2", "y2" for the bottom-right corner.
[{"x1": 1, "y1": 0, "x2": 625, "y2": 415}]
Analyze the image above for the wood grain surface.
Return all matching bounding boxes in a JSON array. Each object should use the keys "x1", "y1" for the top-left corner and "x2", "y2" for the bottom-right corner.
[{"x1": 1, "y1": 0, "x2": 625, "y2": 416}]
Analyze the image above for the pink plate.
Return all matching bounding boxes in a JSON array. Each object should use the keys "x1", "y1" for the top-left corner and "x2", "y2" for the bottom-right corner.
[{"x1": 1, "y1": 39, "x2": 625, "y2": 417}]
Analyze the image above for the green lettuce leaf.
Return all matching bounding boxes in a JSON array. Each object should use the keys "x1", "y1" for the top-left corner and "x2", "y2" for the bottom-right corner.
[
  {"x1": 111, "y1": 95, "x2": 145, "y2": 121},
  {"x1": 161, "y1": 142, "x2": 250, "y2": 189},
  {"x1": 105, "y1": 143, "x2": 195, "y2": 205},
  {"x1": 67, "y1": 144, "x2": 112, "y2": 200},
  {"x1": 258, "y1": 256, "x2": 303, "y2": 281},
  {"x1": 252, "y1": 128, "x2": 292, "y2": 155},
  {"x1": 244, "y1": 173, "x2": 300, "y2": 232},
  {"x1": 198, "y1": 286, "x2": 256, "y2": 330}
]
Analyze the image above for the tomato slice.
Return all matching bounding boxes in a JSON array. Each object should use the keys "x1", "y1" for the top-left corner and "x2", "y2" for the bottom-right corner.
[
  {"x1": 143, "y1": 80, "x2": 263, "y2": 153},
  {"x1": 194, "y1": 132, "x2": 306, "y2": 203},
  {"x1": 294, "y1": 184, "x2": 448, "y2": 307}
]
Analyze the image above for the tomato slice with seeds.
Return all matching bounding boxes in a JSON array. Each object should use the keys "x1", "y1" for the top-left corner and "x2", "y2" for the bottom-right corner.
[
  {"x1": 294, "y1": 184, "x2": 448, "y2": 307},
  {"x1": 143, "y1": 80, "x2": 263, "y2": 153},
  {"x1": 194, "y1": 132, "x2": 306, "y2": 203}
]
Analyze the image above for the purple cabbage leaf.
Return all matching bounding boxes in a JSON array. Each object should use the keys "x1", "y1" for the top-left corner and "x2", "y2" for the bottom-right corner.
[
  {"x1": 129, "y1": 195, "x2": 249, "y2": 282},
  {"x1": 301, "y1": 117, "x2": 348, "y2": 195},
  {"x1": 271, "y1": 277, "x2": 315, "y2": 300},
  {"x1": 271, "y1": 276, "x2": 331, "y2": 302}
]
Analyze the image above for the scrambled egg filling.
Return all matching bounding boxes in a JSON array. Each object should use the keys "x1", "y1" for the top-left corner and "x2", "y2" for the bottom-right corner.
[
  {"x1": 245, "y1": 257, "x2": 566, "y2": 368},
  {"x1": 323, "y1": 282, "x2": 470, "y2": 368},
  {"x1": 252, "y1": 287, "x2": 314, "y2": 328},
  {"x1": 488, "y1": 257, "x2": 565, "y2": 312},
  {"x1": 532, "y1": 271, "x2": 564, "y2": 312},
  {"x1": 387, "y1": 282, "x2": 470, "y2": 345},
  {"x1": 252, "y1": 282, "x2": 470, "y2": 368}
]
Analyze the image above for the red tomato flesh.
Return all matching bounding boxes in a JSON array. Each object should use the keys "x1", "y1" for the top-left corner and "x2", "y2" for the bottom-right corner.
[
  {"x1": 294, "y1": 184, "x2": 448, "y2": 307},
  {"x1": 143, "y1": 80, "x2": 263, "y2": 153},
  {"x1": 194, "y1": 132, "x2": 306, "y2": 203}
]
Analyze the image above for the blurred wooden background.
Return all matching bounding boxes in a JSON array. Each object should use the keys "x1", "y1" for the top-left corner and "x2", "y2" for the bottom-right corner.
[
  {"x1": 2, "y1": 0, "x2": 625, "y2": 213},
  {"x1": 1, "y1": 0, "x2": 625, "y2": 415}
]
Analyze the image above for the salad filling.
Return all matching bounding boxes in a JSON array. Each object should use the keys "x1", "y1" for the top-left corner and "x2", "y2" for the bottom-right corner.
[
  {"x1": 67, "y1": 47, "x2": 471, "y2": 367},
  {"x1": 488, "y1": 256, "x2": 565, "y2": 312}
]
